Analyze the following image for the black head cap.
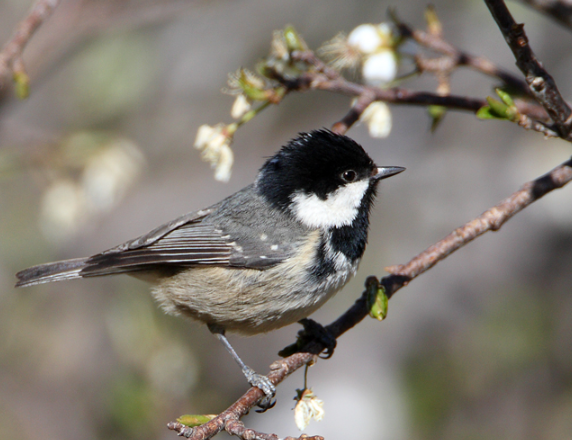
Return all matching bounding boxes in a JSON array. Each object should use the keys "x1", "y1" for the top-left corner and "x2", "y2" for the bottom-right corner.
[{"x1": 256, "y1": 129, "x2": 377, "y2": 211}]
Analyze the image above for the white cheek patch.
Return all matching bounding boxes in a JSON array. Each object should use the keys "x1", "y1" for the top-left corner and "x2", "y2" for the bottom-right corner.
[{"x1": 290, "y1": 180, "x2": 370, "y2": 229}]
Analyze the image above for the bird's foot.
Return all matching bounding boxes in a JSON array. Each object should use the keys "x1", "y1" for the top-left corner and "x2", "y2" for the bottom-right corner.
[
  {"x1": 278, "y1": 318, "x2": 337, "y2": 359},
  {"x1": 243, "y1": 366, "x2": 276, "y2": 412},
  {"x1": 299, "y1": 318, "x2": 337, "y2": 358}
]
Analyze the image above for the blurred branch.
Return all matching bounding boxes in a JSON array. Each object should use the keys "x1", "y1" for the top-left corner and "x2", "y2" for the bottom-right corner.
[
  {"x1": 0, "y1": 0, "x2": 61, "y2": 96},
  {"x1": 484, "y1": 0, "x2": 572, "y2": 140},
  {"x1": 167, "y1": 155, "x2": 572, "y2": 439},
  {"x1": 0, "y1": 0, "x2": 198, "y2": 107},
  {"x1": 519, "y1": 0, "x2": 572, "y2": 29}
]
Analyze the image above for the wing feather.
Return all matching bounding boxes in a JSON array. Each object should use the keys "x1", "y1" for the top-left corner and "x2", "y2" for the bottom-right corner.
[
  {"x1": 81, "y1": 218, "x2": 234, "y2": 276},
  {"x1": 17, "y1": 191, "x2": 301, "y2": 286}
]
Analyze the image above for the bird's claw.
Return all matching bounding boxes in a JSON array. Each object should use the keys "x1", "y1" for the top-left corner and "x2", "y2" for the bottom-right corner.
[
  {"x1": 243, "y1": 367, "x2": 276, "y2": 412},
  {"x1": 299, "y1": 318, "x2": 337, "y2": 358}
]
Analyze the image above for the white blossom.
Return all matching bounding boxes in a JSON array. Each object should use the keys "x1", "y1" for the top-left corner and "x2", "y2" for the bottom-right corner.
[
  {"x1": 360, "y1": 101, "x2": 392, "y2": 138},
  {"x1": 82, "y1": 139, "x2": 145, "y2": 212},
  {"x1": 194, "y1": 124, "x2": 235, "y2": 182},
  {"x1": 294, "y1": 389, "x2": 325, "y2": 431},
  {"x1": 231, "y1": 94, "x2": 251, "y2": 119},
  {"x1": 348, "y1": 24, "x2": 383, "y2": 54},
  {"x1": 362, "y1": 49, "x2": 398, "y2": 85},
  {"x1": 40, "y1": 179, "x2": 87, "y2": 240}
]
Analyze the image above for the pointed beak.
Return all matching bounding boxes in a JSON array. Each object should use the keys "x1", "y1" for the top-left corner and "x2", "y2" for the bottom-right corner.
[{"x1": 372, "y1": 166, "x2": 406, "y2": 181}]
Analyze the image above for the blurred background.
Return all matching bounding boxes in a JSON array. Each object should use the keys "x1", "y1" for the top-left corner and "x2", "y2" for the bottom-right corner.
[{"x1": 1, "y1": 1, "x2": 571, "y2": 439}]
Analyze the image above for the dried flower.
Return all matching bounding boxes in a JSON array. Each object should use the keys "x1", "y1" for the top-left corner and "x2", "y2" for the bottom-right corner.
[
  {"x1": 194, "y1": 124, "x2": 235, "y2": 182},
  {"x1": 82, "y1": 139, "x2": 145, "y2": 211},
  {"x1": 293, "y1": 388, "x2": 325, "y2": 431}
]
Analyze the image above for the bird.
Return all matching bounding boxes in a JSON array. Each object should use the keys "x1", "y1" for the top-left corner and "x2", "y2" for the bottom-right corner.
[{"x1": 15, "y1": 128, "x2": 404, "y2": 406}]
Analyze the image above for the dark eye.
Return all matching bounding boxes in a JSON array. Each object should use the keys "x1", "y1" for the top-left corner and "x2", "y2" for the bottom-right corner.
[{"x1": 341, "y1": 170, "x2": 357, "y2": 182}]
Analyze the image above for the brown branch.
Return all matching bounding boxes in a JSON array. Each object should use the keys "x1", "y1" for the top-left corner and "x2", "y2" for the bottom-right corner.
[
  {"x1": 0, "y1": 0, "x2": 61, "y2": 91},
  {"x1": 519, "y1": 0, "x2": 572, "y2": 29},
  {"x1": 169, "y1": 418, "x2": 324, "y2": 440},
  {"x1": 484, "y1": 0, "x2": 572, "y2": 139},
  {"x1": 226, "y1": 420, "x2": 324, "y2": 440},
  {"x1": 225, "y1": 420, "x2": 280, "y2": 440}
]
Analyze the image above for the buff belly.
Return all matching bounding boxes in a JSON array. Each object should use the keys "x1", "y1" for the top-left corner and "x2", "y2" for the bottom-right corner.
[{"x1": 149, "y1": 231, "x2": 358, "y2": 335}]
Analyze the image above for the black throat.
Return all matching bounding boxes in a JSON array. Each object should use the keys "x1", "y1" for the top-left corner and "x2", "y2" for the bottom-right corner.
[
  {"x1": 311, "y1": 185, "x2": 376, "y2": 278},
  {"x1": 329, "y1": 189, "x2": 372, "y2": 261}
]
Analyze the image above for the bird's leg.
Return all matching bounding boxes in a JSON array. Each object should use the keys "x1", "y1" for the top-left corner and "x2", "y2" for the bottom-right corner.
[{"x1": 208, "y1": 324, "x2": 276, "y2": 411}]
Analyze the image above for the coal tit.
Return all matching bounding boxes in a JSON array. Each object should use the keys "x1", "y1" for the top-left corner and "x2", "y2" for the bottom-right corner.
[{"x1": 16, "y1": 129, "x2": 404, "y2": 402}]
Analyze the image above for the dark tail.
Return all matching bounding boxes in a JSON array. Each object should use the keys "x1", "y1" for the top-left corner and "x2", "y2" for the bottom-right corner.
[{"x1": 15, "y1": 258, "x2": 89, "y2": 287}]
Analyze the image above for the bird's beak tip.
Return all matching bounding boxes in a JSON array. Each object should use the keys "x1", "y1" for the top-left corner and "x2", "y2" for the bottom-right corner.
[{"x1": 373, "y1": 166, "x2": 406, "y2": 180}]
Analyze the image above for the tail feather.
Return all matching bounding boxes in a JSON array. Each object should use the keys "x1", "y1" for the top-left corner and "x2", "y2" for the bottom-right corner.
[{"x1": 15, "y1": 258, "x2": 89, "y2": 287}]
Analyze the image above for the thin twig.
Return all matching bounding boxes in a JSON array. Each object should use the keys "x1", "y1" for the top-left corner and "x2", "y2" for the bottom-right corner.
[
  {"x1": 484, "y1": 0, "x2": 572, "y2": 139},
  {"x1": 0, "y1": 0, "x2": 61, "y2": 91}
]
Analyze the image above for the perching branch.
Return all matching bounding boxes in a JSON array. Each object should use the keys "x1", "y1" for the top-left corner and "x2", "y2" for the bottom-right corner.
[
  {"x1": 484, "y1": 0, "x2": 572, "y2": 139},
  {"x1": 167, "y1": 352, "x2": 321, "y2": 439},
  {"x1": 169, "y1": 416, "x2": 324, "y2": 440}
]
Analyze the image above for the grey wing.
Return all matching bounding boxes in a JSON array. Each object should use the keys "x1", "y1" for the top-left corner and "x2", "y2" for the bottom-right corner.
[{"x1": 80, "y1": 208, "x2": 291, "y2": 277}]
